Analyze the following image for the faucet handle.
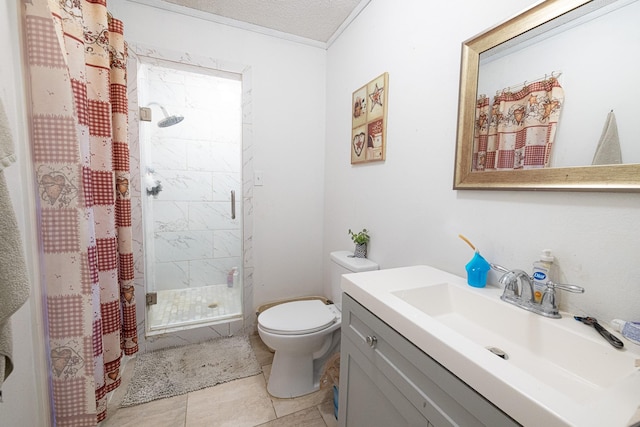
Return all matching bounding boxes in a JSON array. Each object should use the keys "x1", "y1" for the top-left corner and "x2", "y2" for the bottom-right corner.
[
  {"x1": 490, "y1": 263, "x2": 510, "y2": 274},
  {"x1": 540, "y1": 286, "x2": 558, "y2": 316},
  {"x1": 540, "y1": 281, "x2": 584, "y2": 318},
  {"x1": 545, "y1": 281, "x2": 585, "y2": 294}
]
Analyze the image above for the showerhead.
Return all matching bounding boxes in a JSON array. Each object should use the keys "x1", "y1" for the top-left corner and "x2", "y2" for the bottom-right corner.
[
  {"x1": 157, "y1": 115, "x2": 184, "y2": 128},
  {"x1": 146, "y1": 102, "x2": 184, "y2": 128}
]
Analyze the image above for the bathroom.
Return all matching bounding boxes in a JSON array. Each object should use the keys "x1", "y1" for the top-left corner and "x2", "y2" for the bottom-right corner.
[{"x1": 1, "y1": 0, "x2": 639, "y2": 425}]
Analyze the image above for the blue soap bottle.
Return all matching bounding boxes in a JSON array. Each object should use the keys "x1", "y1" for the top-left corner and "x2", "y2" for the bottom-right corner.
[{"x1": 465, "y1": 251, "x2": 491, "y2": 288}]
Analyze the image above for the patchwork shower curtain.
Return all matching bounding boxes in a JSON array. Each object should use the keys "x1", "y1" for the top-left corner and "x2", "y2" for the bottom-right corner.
[
  {"x1": 474, "y1": 77, "x2": 564, "y2": 171},
  {"x1": 496, "y1": 78, "x2": 564, "y2": 169},
  {"x1": 473, "y1": 95, "x2": 490, "y2": 171},
  {"x1": 23, "y1": 0, "x2": 137, "y2": 424}
]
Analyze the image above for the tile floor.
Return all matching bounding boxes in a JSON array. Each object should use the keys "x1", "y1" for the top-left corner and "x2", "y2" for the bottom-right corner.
[{"x1": 101, "y1": 334, "x2": 338, "y2": 427}]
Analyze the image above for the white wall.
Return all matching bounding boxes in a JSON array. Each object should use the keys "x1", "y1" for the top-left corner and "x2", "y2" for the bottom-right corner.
[
  {"x1": 110, "y1": 0, "x2": 328, "y2": 308},
  {"x1": 0, "y1": 0, "x2": 49, "y2": 425},
  {"x1": 324, "y1": 0, "x2": 640, "y2": 323}
]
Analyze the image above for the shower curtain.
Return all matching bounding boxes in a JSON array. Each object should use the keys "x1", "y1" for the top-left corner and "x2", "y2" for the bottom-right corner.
[
  {"x1": 473, "y1": 95, "x2": 490, "y2": 171},
  {"x1": 23, "y1": 0, "x2": 137, "y2": 424},
  {"x1": 473, "y1": 77, "x2": 564, "y2": 171},
  {"x1": 493, "y1": 78, "x2": 564, "y2": 170}
]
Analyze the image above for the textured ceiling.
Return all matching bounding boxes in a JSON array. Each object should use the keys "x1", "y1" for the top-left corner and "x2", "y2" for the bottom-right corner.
[{"x1": 159, "y1": 0, "x2": 367, "y2": 44}]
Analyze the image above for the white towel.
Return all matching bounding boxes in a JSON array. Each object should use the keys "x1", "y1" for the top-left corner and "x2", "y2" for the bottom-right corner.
[
  {"x1": 592, "y1": 110, "x2": 622, "y2": 165},
  {"x1": 0, "y1": 99, "x2": 30, "y2": 392},
  {"x1": 0, "y1": 100, "x2": 16, "y2": 171}
]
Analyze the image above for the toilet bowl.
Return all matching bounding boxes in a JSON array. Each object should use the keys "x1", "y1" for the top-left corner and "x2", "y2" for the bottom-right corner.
[{"x1": 257, "y1": 251, "x2": 378, "y2": 398}]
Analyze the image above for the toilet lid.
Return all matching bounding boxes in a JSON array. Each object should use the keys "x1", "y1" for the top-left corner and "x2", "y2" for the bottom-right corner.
[{"x1": 258, "y1": 300, "x2": 337, "y2": 335}]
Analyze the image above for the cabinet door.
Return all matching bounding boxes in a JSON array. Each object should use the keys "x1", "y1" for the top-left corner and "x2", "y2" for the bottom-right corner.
[
  {"x1": 340, "y1": 294, "x2": 519, "y2": 427},
  {"x1": 339, "y1": 333, "x2": 432, "y2": 427}
]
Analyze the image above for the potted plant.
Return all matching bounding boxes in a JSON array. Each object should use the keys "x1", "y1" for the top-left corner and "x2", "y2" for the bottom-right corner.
[{"x1": 348, "y1": 228, "x2": 370, "y2": 258}]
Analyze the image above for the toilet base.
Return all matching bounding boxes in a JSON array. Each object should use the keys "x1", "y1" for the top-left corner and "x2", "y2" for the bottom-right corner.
[
  {"x1": 263, "y1": 330, "x2": 340, "y2": 399},
  {"x1": 267, "y1": 351, "x2": 317, "y2": 398}
]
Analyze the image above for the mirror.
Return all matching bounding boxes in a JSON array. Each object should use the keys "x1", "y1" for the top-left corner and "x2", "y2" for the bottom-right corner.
[{"x1": 454, "y1": 0, "x2": 640, "y2": 191}]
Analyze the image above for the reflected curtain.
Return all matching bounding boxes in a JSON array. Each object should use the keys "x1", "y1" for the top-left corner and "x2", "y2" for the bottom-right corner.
[
  {"x1": 23, "y1": 0, "x2": 137, "y2": 424},
  {"x1": 493, "y1": 78, "x2": 564, "y2": 170},
  {"x1": 485, "y1": 97, "x2": 501, "y2": 170},
  {"x1": 473, "y1": 77, "x2": 564, "y2": 171},
  {"x1": 472, "y1": 95, "x2": 489, "y2": 171}
]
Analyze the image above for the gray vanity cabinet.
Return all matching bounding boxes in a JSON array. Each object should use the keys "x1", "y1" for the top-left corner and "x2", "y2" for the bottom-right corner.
[{"x1": 338, "y1": 293, "x2": 519, "y2": 427}]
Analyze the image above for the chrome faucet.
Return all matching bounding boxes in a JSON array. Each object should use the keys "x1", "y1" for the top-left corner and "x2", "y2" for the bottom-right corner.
[{"x1": 491, "y1": 264, "x2": 584, "y2": 319}]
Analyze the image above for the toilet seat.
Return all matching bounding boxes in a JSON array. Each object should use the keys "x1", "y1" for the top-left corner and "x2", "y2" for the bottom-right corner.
[{"x1": 258, "y1": 300, "x2": 337, "y2": 335}]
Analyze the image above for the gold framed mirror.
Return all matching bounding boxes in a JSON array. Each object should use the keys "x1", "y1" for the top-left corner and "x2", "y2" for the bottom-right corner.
[{"x1": 453, "y1": 0, "x2": 640, "y2": 192}]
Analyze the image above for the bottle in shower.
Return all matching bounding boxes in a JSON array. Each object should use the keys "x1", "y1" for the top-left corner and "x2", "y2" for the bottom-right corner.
[{"x1": 227, "y1": 267, "x2": 238, "y2": 287}]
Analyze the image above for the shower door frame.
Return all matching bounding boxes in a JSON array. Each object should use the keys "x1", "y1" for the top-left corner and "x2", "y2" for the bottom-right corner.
[{"x1": 128, "y1": 44, "x2": 254, "y2": 350}]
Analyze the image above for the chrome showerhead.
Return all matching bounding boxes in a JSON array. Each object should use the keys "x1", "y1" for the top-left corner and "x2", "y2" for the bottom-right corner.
[
  {"x1": 157, "y1": 114, "x2": 184, "y2": 128},
  {"x1": 145, "y1": 102, "x2": 184, "y2": 128}
]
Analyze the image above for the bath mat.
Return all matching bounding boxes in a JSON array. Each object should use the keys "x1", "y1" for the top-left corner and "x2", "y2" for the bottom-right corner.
[{"x1": 120, "y1": 335, "x2": 261, "y2": 407}]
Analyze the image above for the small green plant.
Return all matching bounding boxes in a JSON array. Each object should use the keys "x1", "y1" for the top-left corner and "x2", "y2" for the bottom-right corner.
[{"x1": 348, "y1": 228, "x2": 370, "y2": 245}]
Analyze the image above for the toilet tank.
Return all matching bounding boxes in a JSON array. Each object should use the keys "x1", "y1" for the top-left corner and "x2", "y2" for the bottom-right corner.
[{"x1": 329, "y1": 251, "x2": 379, "y2": 309}]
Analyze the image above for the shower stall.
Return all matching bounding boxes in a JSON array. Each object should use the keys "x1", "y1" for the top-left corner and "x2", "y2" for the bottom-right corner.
[{"x1": 137, "y1": 57, "x2": 244, "y2": 333}]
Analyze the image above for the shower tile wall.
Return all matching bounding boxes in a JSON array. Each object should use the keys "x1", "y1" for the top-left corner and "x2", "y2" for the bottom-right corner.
[{"x1": 144, "y1": 65, "x2": 242, "y2": 291}]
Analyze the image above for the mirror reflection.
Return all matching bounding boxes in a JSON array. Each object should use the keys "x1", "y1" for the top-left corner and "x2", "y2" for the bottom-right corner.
[
  {"x1": 475, "y1": 0, "x2": 639, "y2": 169},
  {"x1": 453, "y1": 0, "x2": 640, "y2": 191}
]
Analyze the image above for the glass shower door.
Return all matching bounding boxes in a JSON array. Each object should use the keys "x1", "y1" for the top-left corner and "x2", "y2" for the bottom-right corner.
[{"x1": 138, "y1": 58, "x2": 243, "y2": 332}]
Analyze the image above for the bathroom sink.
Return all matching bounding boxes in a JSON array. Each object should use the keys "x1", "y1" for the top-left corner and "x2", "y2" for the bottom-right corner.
[
  {"x1": 341, "y1": 265, "x2": 640, "y2": 427},
  {"x1": 391, "y1": 282, "x2": 638, "y2": 402}
]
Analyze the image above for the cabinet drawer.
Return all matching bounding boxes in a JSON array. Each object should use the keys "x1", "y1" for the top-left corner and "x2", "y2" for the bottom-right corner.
[{"x1": 341, "y1": 293, "x2": 519, "y2": 427}]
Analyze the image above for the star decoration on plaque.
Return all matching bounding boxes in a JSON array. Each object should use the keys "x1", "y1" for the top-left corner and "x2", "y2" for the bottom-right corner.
[{"x1": 368, "y1": 83, "x2": 384, "y2": 112}]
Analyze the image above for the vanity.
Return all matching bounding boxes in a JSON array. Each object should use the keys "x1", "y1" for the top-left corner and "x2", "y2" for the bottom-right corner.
[
  {"x1": 337, "y1": 266, "x2": 640, "y2": 426},
  {"x1": 339, "y1": 292, "x2": 518, "y2": 426}
]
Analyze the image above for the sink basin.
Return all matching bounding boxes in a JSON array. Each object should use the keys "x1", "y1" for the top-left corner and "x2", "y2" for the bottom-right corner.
[
  {"x1": 341, "y1": 265, "x2": 640, "y2": 427},
  {"x1": 392, "y1": 282, "x2": 638, "y2": 403}
]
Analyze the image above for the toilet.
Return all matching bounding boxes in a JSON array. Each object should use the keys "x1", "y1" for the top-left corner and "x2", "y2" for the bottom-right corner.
[{"x1": 257, "y1": 250, "x2": 379, "y2": 398}]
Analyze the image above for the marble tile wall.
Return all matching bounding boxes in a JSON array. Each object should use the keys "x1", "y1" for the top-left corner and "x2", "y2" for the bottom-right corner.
[{"x1": 143, "y1": 64, "x2": 242, "y2": 292}]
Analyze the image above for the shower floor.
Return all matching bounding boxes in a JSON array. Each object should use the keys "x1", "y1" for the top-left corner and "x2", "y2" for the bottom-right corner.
[{"x1": 148, "y1": 284, "x2": 242, "y2": 331}]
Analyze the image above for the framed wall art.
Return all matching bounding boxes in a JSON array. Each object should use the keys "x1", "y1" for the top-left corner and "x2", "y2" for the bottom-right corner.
[{"x1": 351, "y1": 72, "x2": 389, "y2": 164}]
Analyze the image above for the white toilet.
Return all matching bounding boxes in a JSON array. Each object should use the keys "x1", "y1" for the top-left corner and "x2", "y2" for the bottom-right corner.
[{"x1": 257, "y1": 250, "x2": 379, "y2": 398}]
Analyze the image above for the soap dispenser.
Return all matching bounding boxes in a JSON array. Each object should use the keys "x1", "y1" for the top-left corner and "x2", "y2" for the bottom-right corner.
[{"x1": 532, "y1": 249, "x2": 554, "y2": 303}]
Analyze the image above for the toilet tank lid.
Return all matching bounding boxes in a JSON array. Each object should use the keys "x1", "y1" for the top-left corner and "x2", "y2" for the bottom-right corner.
[{"x1": 330, "y1": 250, "x2": 379, "y2": 272}]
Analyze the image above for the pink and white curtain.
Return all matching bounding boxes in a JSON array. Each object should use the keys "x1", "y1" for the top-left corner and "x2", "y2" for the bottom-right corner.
[
  {"x1": 23, "y1": 0, "x2": 137, "y2": 424},
  {"x1": 473, "y1": 77, "x2": 564, "y2": 171},
  {"x1": 472, "y1": 95, "x2": 490, "y2": 171}
]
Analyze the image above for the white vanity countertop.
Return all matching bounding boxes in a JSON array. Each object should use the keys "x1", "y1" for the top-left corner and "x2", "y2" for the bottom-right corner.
[{"x1": 341, "y1": 265, "x2": 640, "y2": 427}]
